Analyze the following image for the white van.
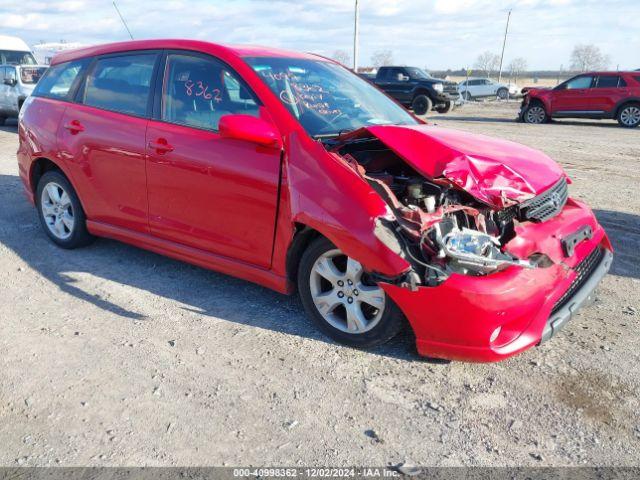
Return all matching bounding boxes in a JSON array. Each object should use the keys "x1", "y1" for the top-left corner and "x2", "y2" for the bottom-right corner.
[{"x1": 0, "y1": 35, "x2": 47, "y2": 125}]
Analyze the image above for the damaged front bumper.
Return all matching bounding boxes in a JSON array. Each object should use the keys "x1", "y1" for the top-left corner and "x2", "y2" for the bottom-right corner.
[
  {"x1": 378, "y1": 199, "x2": 613, "y2": 362},
  {"x1": 540, "y1": 247, "x2": 612, "y2": 343}
]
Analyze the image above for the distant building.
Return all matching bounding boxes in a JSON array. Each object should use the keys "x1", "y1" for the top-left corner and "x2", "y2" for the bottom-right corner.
[{"x1": 32, "y1": 42, "x2": 85, "y2": 65}]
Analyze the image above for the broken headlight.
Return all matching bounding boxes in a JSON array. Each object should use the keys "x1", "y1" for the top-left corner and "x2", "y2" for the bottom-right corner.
[{"x1": 438, "y1": 227, "x2": 533, "y2": 275}]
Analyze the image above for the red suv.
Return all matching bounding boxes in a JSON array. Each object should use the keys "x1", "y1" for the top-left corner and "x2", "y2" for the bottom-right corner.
[
  {"x1": 17, "y1": 40, "x2": 613, "y2": 362},
  {"x1": 520, "y1": 71, "x2": 640, "y2": 127}
]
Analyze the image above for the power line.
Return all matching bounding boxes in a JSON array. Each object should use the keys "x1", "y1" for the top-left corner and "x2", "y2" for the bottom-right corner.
[
  {"x1": 113, "y1": 1, "x2": 134, "y2": 41},
  {"x1": 497, "y1": 9, "x2": 511, "y2": 83}
]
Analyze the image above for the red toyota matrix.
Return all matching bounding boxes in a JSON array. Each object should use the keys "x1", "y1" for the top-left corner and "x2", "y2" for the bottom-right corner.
[{"x1": 17, "y1": 40, "x2": 613, "y2": 362}]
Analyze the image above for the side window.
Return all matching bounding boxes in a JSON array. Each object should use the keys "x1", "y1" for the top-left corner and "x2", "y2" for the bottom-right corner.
[
  {"x1": 161, "y1": 53, "x2": 259, "y2": 131},
  {"x1": 596, "y1": 76, "x2": 621, "y2": 88},
  {"x1": 565, "y1": 76, "x2": 593, "y2": 89},
  {"x1": 222, "y1": 71, "x2": 258, "y2": 110},
  {"x1": 32, "y1": 59, "x2": 87, "y2": 99},
  {"x1": 0, "y1": 67, "x2": 5, "y2": 82},
  {"x1": 83, "y1": 53, "x2": 157, "y2": 116}
]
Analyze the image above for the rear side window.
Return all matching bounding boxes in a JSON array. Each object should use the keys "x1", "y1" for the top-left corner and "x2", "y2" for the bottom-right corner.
[
  {"x1": 596, "y1": 76, "x2": 623, "y2": 88},
  {"x1": 635, "y1": 76, "x2": 640, "y2": 84},
  {"x1": 83, "y1": 53, "x2": 157, "y2": 117},
  {"x1": 32, "y1": 59, "x2": 87, "y2": 99},
  {"x1": 161, "y1": 53, "x2": 259, "y2": 131}
]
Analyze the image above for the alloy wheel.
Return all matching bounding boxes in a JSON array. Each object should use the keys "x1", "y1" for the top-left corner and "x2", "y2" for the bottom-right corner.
[
  {"x1": 309, "y1": 249, "x2": 386, "y2": 334},
  {"x1": 41, "y1": 182, "x2": 75, "y2": 240},
  {"x1": 620, "y1": 106, "x2": 640, "y2": 126},
  {"x1": 526, "y1": 106, "x2": 546, "y2": 123}
]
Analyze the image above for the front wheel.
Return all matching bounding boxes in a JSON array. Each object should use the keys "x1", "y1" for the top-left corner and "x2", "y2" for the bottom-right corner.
[
  {"x1": 617, "y1": 104, "x2": 640, "y2": 128},
  {"x1": 411, "y1": 94, "x2": 432, "y2": 116},
  {"x1": 36, "y1": 170, "x2": 94, "y2": 249},
  {"x1": 297, "y1": 237, "x2": 405, "y2": 348},
  {"x1": 522, "y1": 103, "x2": 548, "y2": 124},
  {"x1": 463, "y1": 91, "x2": 473, "y2": 101},
  {"x1": 435, "y1": 101, "x2": 453, "y2": 114}
]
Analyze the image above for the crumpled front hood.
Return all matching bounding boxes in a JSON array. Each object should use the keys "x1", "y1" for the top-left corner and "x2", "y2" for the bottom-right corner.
[{"x1": 362, "y1": 124, "x2": 565, "y2": 208}]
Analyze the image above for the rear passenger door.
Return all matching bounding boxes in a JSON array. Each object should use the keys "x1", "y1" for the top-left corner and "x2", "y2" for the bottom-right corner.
[
  {"x1": 590, "y1": 75, "x2": 628, "y2": 114},
  {"x1": 58, "y1": 51, "x2": 160, "y2": 233}
]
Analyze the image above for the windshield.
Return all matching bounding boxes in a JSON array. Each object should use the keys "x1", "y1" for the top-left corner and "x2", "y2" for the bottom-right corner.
[
  {"x1": 20, "y1": 66, "x2": 47, "y2": 84},
  {"x1": 245, "y1": 57, "x2": 418, "y2": 137},
  {"x1": 405, "y1": 67, "x2": 431, "y2": 80},
  {"x1": 0, "y1": 50, "x2": 37, "y2": 65}
]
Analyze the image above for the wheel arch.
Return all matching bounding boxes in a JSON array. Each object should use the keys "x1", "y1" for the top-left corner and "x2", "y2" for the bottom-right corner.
[
  {"x1": 613, "y1": 98, "x2": 640, "y2": 118},
  {"x1": 30, "y1": 157, "x2": 87, "y2": 211},
  {"x1": 285, "y1": 223, "x2": 324, "y2": 288},
  {"x1": 411, "y1": 88, "x2": 434, "y2": 101}
]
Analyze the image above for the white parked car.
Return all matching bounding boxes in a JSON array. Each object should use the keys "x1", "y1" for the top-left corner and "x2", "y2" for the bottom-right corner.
[
  {"x1": 458, "y1": 78, "x2": 520, "y2": 100},
  {"x1": 0, "y1": 35, "x2": 48, "y2": 125}
]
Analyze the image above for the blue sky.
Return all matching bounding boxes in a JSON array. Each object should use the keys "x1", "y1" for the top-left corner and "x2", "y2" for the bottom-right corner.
[{"x1": 1, "y1": 0, "x2": 638, "y2": 70}]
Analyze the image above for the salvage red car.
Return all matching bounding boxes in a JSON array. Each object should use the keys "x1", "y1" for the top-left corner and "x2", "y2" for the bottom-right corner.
[
  {"x1": 519, "y1": 71, "x2": 640, "y2": 127},
  {"x1": 17, "y1": 40, "x2": 613, "y2": 362}
]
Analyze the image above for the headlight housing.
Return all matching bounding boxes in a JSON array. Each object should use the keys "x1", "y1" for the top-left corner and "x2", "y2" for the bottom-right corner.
[
  {"x1": 438, "y1": 227, "x2": 533, "y2": 275},
  {"x1": 433, "y1": 83, "x2": 443, "y2": 93}
]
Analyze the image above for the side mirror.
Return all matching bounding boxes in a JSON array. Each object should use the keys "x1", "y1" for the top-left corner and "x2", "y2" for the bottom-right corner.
[
  {"x1": 219, "y1": 114, "x2": 281, "y2": 149},
  {"x1": 3, "y1": 78, "x2": 17, "y2": 87}
]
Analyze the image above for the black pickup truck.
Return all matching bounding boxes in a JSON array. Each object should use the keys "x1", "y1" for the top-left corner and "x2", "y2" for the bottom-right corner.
[{"x1": 361, "y1": 66, "x2": 459, "y2": 115}]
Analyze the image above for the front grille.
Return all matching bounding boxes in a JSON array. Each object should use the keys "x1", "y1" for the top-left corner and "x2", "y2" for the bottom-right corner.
[
  {"x1": 551, "y1": 247, "x2": 604, "y2": 314},
  {"x1": 519, "y1": 177, "x2": 568, "y2": 222},
  {"x1": 443, "y1": 83, "x2": 459, "y2": 95}
]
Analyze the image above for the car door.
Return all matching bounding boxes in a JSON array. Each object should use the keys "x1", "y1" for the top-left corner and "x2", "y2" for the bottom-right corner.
[
  {"x1": 549, "y1": 75, "x2": 594, "y2": 114},
  {"x1": 380, "y1": 68, "x2": 412, "y2": 103},
  {"x1": 0, "y1": 67, "x2": 7, "y2": 112},
  {"x1": 481, "y1": 79, "x2": 496, "y2": 96},
  {"x1": 58, "y1": 51, "x2": 160, "y2": 233},
  {"x1": 145, "y1": 51, "x2": 281, "y2": 268},
  {"x1": 466, "y1": 79, "x2": 482, "y2": 97},
  {"x1": 590, "y1": 75, "x2": 628, "y2": 114},
  {"x1": 1, "y1": 66, "x2": 19, "y2": 114}
]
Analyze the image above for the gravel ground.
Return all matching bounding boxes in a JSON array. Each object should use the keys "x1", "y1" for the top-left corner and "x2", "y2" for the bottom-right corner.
[{"x1": 0, "y1": 102, "x2": 639, "y2": 467}]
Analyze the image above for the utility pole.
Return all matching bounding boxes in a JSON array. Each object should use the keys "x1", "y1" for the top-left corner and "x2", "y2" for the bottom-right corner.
[
  {"x1": 497, "y1": 9, "x2": 511, "y2": 83},
  {"x1": 353, "y1": 0, "x2": 360, "y2": 72},
  {"x1": 113, "y1": 1, "x2": 134, "y2": 40}
]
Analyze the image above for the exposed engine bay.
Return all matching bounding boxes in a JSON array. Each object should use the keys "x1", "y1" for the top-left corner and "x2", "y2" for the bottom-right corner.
[{"x1": 327, "y1": 135, "x2": 557, "y2": 286}]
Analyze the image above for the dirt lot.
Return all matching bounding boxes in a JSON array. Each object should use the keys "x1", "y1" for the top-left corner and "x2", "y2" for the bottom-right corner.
[{"x1": 1, "y1": 102, "x2": 639, "y2": 467}]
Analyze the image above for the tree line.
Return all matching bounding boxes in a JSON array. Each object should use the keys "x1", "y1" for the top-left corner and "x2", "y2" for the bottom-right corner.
[{"x1": 331, "y1": 44, "x2": 615, "y2": 79}]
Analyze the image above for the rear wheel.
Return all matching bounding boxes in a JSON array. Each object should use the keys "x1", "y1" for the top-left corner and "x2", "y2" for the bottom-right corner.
[
  {"x1": 617, "y1": 103, "x2": 640, "y2": 128},
  {"x1": 523, "y1": 103, "x2": 548, "y2": 124},
  {"x1": 411, "y1": 94, "x2": 432, "y2": 115},
  {"x1": 297, "y1": 237, "x2": 404, "y2": 348},
  {"x1": 435, "y1": 101, "x2": 453, "y2": 114},
  {"x1": 36, "y1": 170, "x2": 94, "y2": 249},
  {"x1": 497, "y1": 88, "x2": 509, "y2": 100}
]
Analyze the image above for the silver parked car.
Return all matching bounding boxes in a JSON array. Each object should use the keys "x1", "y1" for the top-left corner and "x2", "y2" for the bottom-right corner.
[{"x1": 0, "y1": 64, "x2": 48, "y2": 125}]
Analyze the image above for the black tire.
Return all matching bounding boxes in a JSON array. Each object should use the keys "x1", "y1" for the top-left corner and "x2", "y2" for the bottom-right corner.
[
  {"x1": 435, "y1": 101, "x2": 453, "y2": 114},
  {"x1": 497, "y1": 88, "x2": 509, "y2": 100},
  {"x1": 522, "y1": 102, "x2": 548, "y2": 124},
  {"x1": 297, "y1": 237, "x2": 405, "y2": 349},
  {"x1": 617, "y1": 103, "x2": 640, "y2": 128},
  {"x1": 36, "y1": 170, "x2": 94, "y2": 249},
  {"x1": 464, "y1": 91, "x2": 473, "y2": 101},
  {"x1": 411, "y1": 94, "x2": 432, "y2": 116}
]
